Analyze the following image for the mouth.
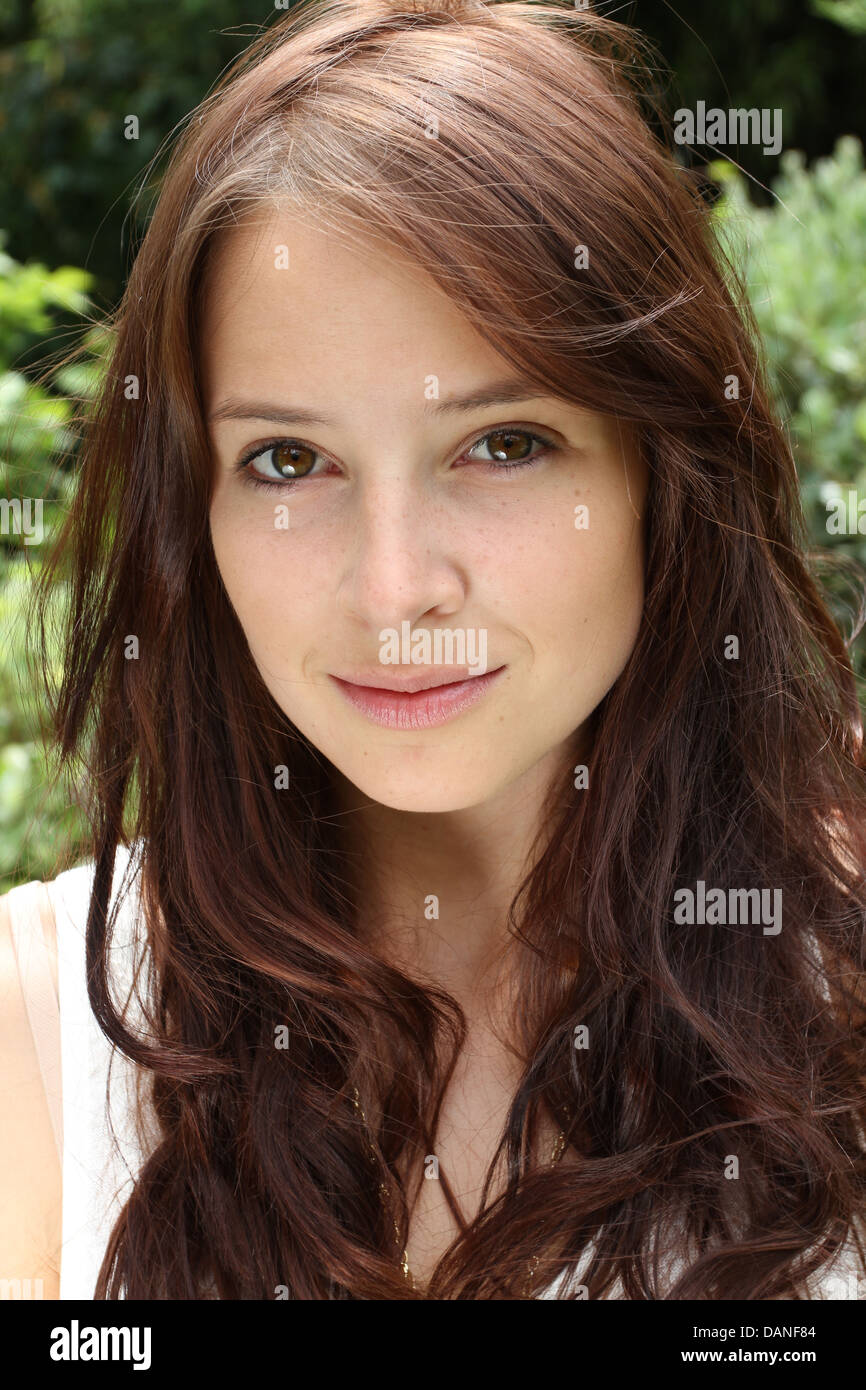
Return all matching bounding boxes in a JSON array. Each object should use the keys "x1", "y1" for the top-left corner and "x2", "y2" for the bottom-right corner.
[{"x1": 329, "y1": 666, "x2": 507, "y2": 730}]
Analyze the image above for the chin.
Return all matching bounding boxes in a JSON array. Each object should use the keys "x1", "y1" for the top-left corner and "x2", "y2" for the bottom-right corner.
[{"x1": 334, "y1": 760, "x2": 500, "y2": 814}]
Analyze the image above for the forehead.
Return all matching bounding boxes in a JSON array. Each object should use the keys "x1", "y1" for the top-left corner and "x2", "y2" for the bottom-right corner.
[
  {"x1": 196, "y1": 207, "x2": 643, "y2": 472},
  {"x1": 199, "y1": 207, "x2": 501, "y2": 404}
]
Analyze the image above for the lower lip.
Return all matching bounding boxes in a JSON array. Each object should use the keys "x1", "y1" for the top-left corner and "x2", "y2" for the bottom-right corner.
[{"x1": 330, "y1": 667, "x2": 506, "y2": 730}]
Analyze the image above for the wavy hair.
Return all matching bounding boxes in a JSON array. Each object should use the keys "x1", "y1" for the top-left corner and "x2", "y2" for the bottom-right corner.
[{"x1": 33, "y1": 0, "x2": 866, "y2": 1298}]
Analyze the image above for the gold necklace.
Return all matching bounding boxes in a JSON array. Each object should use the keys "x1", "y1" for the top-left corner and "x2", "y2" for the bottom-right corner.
[{"x1": 351, "y1": 1085, "x2": 568, "y2": 1291}]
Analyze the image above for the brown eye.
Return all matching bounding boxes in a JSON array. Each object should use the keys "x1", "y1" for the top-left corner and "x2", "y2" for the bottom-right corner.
[
  {"x1": 469, "y1": 425, "x2": 539, "y2": 464},
  {"x1": 461, "y1": 426, "x2": 556, "y2": 476},
  {"x1": 479, "y1": 430, "x2": 536, "y2": 462},
  {"x1": 237, "y1": 439, "x2": 325, "y2": 490},
  {"x1": 270, "y1": 443, "x2": 317, "y2": 479}
]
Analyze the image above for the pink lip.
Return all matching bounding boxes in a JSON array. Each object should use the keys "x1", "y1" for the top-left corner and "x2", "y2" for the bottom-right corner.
[{"x1": 329, "y1": 666, "x2": 506, "y2": 730}]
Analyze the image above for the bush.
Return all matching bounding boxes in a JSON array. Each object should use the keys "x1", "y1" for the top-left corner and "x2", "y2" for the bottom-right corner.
[
  {"x1": 0, "y1": 232, "x2": 103, "y2": 890},
  {"x1": 711, "y1": 136, "x2": 866, "y2": 687}
]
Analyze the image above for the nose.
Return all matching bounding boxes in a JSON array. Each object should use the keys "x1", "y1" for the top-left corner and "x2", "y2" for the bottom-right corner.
[{"x1": 334, "y1": 468, "x2": 466, "y2": 631}]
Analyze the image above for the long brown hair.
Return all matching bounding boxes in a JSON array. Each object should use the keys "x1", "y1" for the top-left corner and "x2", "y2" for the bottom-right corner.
[{"x1": 34, "y1": 0, "x2": 866, "y2": 1298}]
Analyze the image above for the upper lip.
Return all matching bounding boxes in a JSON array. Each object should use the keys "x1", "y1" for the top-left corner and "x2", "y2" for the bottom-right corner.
[{"x1": 331, "y1": 666, "x2": 501, "y2": 694}]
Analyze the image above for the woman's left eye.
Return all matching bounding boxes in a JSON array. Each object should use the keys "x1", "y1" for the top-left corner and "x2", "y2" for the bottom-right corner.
[{"x1": 463, "y1": 427, "x2": 556, "y2": 474}]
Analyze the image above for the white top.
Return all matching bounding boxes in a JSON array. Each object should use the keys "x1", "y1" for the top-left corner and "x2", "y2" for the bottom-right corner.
[
  {"x1": 5, "y1": 842, "x2": 864, "y2": 1300},
  {"x1": 7, "y1": 841, "x2": 153, "y2": 1299}
]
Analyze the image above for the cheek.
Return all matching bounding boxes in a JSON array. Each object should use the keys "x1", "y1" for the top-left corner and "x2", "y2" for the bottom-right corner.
[
  {"x1": 567, "y1": 512, "x2": 645, "y2": 684},
  {"x1": 509, "y1": 497, "x2": 645, "y2": 696},
  {"x1": 209, "y1": 495, "x2": 320, "y2": 671}
]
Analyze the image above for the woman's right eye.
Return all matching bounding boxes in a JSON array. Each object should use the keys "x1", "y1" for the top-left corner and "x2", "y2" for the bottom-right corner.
[{"x1": 235, "y1": 439, "x2": 324, "y2": 488}]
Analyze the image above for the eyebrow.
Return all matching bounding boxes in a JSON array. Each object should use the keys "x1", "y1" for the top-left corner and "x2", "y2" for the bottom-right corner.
[{"x1": 208, "y1": 379, "x2": 566, "y2": 427}]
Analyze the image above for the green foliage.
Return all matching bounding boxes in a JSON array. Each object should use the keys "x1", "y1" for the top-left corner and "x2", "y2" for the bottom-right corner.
[
  {"x1": 0, "y1": 567, "x2": 85, "y2": 893},
  {"x1": 710, "y1": 137, "x2": 866, "y2": 684},
  {"x1": 0, "y1": 228, "x2": 108, "y2": 572},
  {"x1": 811, "y1": 0, "x2": 866, "y2": 35},
  {"x1": 0, "y1": 1, "x2": 863, "y2": 313},
  {"x1": 0, "y1": 0, "x2": 277, "y2": 306},
  {"x1": 0, "y1": 233, "x2": 102, "y2": 889}
]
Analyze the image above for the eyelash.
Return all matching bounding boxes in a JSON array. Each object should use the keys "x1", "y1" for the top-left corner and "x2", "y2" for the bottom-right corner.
[{"x1": 233, "y1": 425, "x2": 558, "y2": 492}]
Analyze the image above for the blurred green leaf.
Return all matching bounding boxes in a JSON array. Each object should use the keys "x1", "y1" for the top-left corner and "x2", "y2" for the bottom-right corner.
[{"x1": 711, "y1": 135, "x2": 866, "y2": 692}]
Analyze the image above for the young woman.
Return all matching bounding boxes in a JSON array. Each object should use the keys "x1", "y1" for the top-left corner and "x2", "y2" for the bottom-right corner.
[{"x1": 2, "y1": 0, "x2": 865, "y2": 1300}]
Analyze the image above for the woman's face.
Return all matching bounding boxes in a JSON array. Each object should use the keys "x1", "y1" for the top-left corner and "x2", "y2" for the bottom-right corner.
[{"x1": 204, "y1": 209, "x2": 648, "y2": 812}]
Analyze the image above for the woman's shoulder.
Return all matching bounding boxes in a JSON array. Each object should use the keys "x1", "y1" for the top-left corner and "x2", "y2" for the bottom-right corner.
[
  {"x1": 1, "y1": 838, "x2": 150, "y2": 1097},
  {"x1": 0, "y1": 840, "x2": 144, "y2": 1013},
  {"x1": 2, "y1": 839, "x2": 143, "y2": 934},
  {"x1": 0, "y1": 841, "x2": 148, "y2": 1300},
  {"x1": 0, "y1": 877, "x2": 64, "y2": 1298}
]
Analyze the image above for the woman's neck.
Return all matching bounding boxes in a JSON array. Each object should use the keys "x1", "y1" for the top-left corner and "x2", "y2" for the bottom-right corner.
[{"x1": 329, "y1": 746, "x2": 564, "y2": 1001}]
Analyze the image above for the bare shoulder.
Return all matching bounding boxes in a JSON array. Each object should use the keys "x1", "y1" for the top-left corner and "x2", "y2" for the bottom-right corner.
[{"x1": 0, "y1": 883, "x2": 62, "y2": 1299}]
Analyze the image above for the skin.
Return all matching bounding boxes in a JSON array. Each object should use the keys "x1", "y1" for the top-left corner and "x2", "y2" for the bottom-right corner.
[
  {"x1": 203, "y1": 209, "x2": 649, "y2": 1284},
  {"x1": 204, "y1": 207, "x2": 648, "y2": 979},
  {"x1": 0, "y1": 893, "x2": 61, "y2": 1299}
]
